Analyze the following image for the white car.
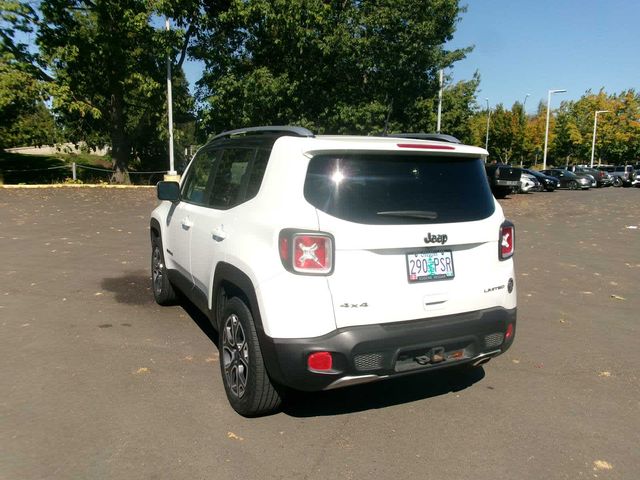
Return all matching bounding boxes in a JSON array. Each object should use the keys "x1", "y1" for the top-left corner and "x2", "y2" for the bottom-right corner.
[
  {"x1": 150, "y1": 127, "x2": 517, "y2": 416},
  {"x1": 519, "y1": 173, "x2": 537, "y2": 193}
]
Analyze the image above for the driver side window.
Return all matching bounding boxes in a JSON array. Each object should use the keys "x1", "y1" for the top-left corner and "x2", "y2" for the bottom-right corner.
[{"x1": 181, "y1": 149, "x2": 219, "y2": 205}]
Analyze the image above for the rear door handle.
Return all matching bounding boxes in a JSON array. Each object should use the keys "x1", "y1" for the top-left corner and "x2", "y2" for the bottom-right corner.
[
  {"x1": 181, "y1": 217, "x2": 193, "y2": 229},
  {"x1": 211, "y1": 226, "x2": 227, "y2": 241}
]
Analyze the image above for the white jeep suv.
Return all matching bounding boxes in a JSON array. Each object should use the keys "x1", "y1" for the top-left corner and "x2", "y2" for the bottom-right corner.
[{"x1": 150, "y1": 126, "x2": 517, "y2": 416}]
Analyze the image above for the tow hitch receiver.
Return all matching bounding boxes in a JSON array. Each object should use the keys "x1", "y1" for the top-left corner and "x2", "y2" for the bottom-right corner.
[{"x1": 415, "y1": 347, "x2": 446, "y2": 365}]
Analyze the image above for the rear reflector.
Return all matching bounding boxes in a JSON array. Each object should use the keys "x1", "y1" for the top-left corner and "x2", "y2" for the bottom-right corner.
[
  {"x1": 499, "y1": 221, "x2": 515, "y2": 260},
  {"x1": 505, "y1": 323, "x2": 514, "y2": 341},
  {"x1": 397, "y1": 143, "x2": 456, "y2": 150},
  {"x1": 308, "y1": 351, "x2": 333, "y2": 371},
  {"x1": 279, "y1": 236, "x2": 290, "y2": 262}
]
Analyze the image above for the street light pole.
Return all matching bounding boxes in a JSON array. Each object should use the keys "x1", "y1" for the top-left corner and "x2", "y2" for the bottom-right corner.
[
  {"x1": 521, "y1": 94, "x2": 530, "y2": 167},
  {"x1": 485, "y1": 98, "x2": 490, "y2": 151},
  {"x1": 436, "y1": 69, "x2": 444, "y2": 133},
  {"x1": 166, "y1": 18, "x2": 176, "y2": 177},
  {"x1": 542, "y1": 89, "x2": 566, "y2": 170},
  {"x1": 590, "y1": 110, "x2": 610, "y2": 168}
]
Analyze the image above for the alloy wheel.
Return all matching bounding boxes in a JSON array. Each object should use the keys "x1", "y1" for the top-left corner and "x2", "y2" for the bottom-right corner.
[
  {"x1": 222, "y1": 314, "x2": 249, "y2": 398},
  {"x1": 152, "y1": 246, "x2": 164, "y2": 295}
]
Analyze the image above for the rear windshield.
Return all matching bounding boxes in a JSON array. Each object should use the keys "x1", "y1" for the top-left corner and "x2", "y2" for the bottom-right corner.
[{"x1": 304, "y1": 153, "x2": 495, "y2": 225}]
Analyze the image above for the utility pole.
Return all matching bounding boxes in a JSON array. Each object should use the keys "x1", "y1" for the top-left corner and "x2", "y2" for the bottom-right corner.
[
  {"x1": 485, "y1": 98, "x2": 490, "y2": 151},
  {"x1": 521, "y1": 93, "x2": 530, "y2": 168},
  {"x1": 165, "y1": 18, "x2": 177, "y2": 179},
  {"x1": 543, "y1": 89, "x2": 566, "y2": 170},
  {"x1": 590, "y1": 110, "x2": 610, "y2": 168},
  {"x1": 436, "y1": 69, "x2": 443, "y2": 133}
]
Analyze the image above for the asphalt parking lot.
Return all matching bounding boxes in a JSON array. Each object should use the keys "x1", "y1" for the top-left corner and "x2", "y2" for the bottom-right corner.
[{"x1": 1, "y1": 186, "x2": 639, "y2": 479}]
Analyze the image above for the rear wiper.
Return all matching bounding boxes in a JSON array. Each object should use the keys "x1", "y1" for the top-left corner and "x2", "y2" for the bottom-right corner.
[{"x1": 376, "y1": 210, "x2": 438, "y2": 220}]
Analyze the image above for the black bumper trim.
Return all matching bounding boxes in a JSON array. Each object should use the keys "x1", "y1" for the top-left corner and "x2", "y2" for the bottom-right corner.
[{"x1": 260, "y1": 307, "x2": 517, "y2": 391}]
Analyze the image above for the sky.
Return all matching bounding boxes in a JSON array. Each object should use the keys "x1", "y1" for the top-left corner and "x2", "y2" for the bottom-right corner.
[
  {"x1": 445, "y1": 0, "x2": 640, "y2": 113},
  {"x1": 183, "y1": 0, "x2": 640, "y2": 114}
]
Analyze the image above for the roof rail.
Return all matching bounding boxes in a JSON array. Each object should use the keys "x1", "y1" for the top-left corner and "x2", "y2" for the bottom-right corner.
[
  {"x1": 388, "y1": 133, "x2": 462, "y2": 144},
  {"x1": 208, "y1": 126, "x2": 314, "y2": 143}
]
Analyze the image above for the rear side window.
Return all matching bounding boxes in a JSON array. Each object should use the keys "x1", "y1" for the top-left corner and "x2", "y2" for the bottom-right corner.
[
  {"x1": 181, "y1": 146, "x2": 269, "y2": 210},
  {"x1": 244, "y1": 149, "x2": 270, "y2": 199},
  {"x1": 209, "y1": 148, "x2": 252, "y2": 209},
  {"x1": 304, "y1": 154, "x2": 495, "y2": 225}
]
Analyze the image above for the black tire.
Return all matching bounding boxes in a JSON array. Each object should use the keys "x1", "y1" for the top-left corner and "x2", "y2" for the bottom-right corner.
[
  {"x1": 493, "y1": 187, "x2": 510, "y2": 199},
  {"x1": 219, "y1": 297, "x2": 282, "y2": 416},
  {"x1": 568, "y1": 180, "x2": 578, "y2": 190},
  {"x1": 151, "y1": 234, "x2": 177, "y2": 305},
  {"x1": 612, "y1": 177, "x2": 623, "y2": 187}
]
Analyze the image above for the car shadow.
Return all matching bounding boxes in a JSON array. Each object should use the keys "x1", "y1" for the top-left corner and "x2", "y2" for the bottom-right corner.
[
  {"x1": 177, "y1": 294, "x2": 219, "y2": 347},
  {"x1": 158, "y1": 287, "x2": 484, "y2": 417},
  {"x1": 101, "y1": 272, "x2": 219, "y2": 346},
  {"x1": 101, "y1": 271, "x2": 155, "y2": 305},
  {"x1": 281, "y1": 366, "x2": 485, "y2": 417}
]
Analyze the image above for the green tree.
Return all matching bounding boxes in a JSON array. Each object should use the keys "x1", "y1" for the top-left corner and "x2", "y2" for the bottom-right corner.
[
  {"x1": 31, "y1": 1, "x2": 195, "y2": 181},
  {"x1": 486, "y1": 104, "x2": 519, "y2": 163},
  {"x1": 194, "y1": 0, "x2": 471, "y2": 135},
  {"x1": 581, "y1": 90, "x2": 640, "y2": 165},
  {"x1": 549, "y1": 106, "x2": 576, "y2": 166},
  {"x1": 547, "y1": 89, "x2": 640, "y2": 166},
  {"x1": 38, "y1": 1, "x2": 151, "y2": 180},
  {"x1": 411, "y1": 72, "x2": 481, "y2": 143},
  {"x1": 524, "y1": 101, "x2": 554, "y2": 167},
  {"x1": 0, "y1": 1, "x2": 54, "y2": 149},
  {"x1": 0, "y1": 96, "x2": 57, "y2": 148}
]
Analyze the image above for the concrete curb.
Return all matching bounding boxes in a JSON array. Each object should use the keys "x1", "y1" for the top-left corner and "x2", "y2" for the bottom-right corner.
[{"x1": 0, "y1": 184, "x2": 155, "y2": 189}]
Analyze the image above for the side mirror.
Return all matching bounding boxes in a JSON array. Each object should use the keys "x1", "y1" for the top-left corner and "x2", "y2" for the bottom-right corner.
[{"x1": 157, "y1": 181, "x2": 180, "y2": 202}]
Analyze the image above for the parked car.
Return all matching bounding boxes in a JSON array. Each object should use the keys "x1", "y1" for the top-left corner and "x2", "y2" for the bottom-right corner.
[
  {"x1": 150, "y1": 126, "x2": 517, "y2": 416},
  {"x1": 540, "y1": 169, "x2": 590, "y2": 190},
  {"x1": 599, "y1": 170, "x2": 614, "y2": 186},
  {"x1": 597, "y1": 165, "x2": 635, "y2": 187},
  {"x1": 566, "y1": 165, "x2": 611, "y2": 187},
  {"x1": 524, "y1": 169, "x2": 559, "y2": 191},
  {"x1": 519, "y1": 172, "x2": 540, "y2": 193},
  {"x1": 485, "y1": 163, "x2": 522, "y2": 198},
  {"x1": 568, "y1": 169, "x2": 597, "y2": 187}
]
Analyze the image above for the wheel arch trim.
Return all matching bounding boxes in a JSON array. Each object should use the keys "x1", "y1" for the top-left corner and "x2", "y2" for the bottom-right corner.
[
  {"x1": 150, "y1": 217, "x2": 162, "y2": 239},
  {"x1": 212, "y1": 262, "x2": 287, "y2": 385}
]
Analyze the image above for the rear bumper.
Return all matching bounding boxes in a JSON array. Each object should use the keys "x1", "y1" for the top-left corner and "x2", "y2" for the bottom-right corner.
[
  {"x1": 261, "y1": 307, "x2": 517, "y2": 391},
  {"x1": 494, "y1": 179, "x2": 519, "y2": 187}
]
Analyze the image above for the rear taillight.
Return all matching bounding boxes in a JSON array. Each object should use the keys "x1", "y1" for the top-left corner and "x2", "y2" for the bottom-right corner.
[
  {"x1": 279, "y1": 230, "x2": 334, "y2": 275},
  {"x1": 499, "y1": 221, "x2": 515, "y2": 260}
]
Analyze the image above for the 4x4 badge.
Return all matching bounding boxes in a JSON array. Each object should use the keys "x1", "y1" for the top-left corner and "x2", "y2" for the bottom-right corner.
[{"x1": 424, "y1": 233, "x2": 448, "y2": 245}]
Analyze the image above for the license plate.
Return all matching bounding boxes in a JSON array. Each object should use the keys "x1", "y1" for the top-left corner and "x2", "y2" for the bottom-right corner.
[{"x1": 406, "y1": 251, "x2": 455, "y2": 282}]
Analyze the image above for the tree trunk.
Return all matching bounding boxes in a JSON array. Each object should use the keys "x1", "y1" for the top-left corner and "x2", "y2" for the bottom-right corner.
[{"x1": 110, "y1": 92, "x2": 130, "y2": 184}]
